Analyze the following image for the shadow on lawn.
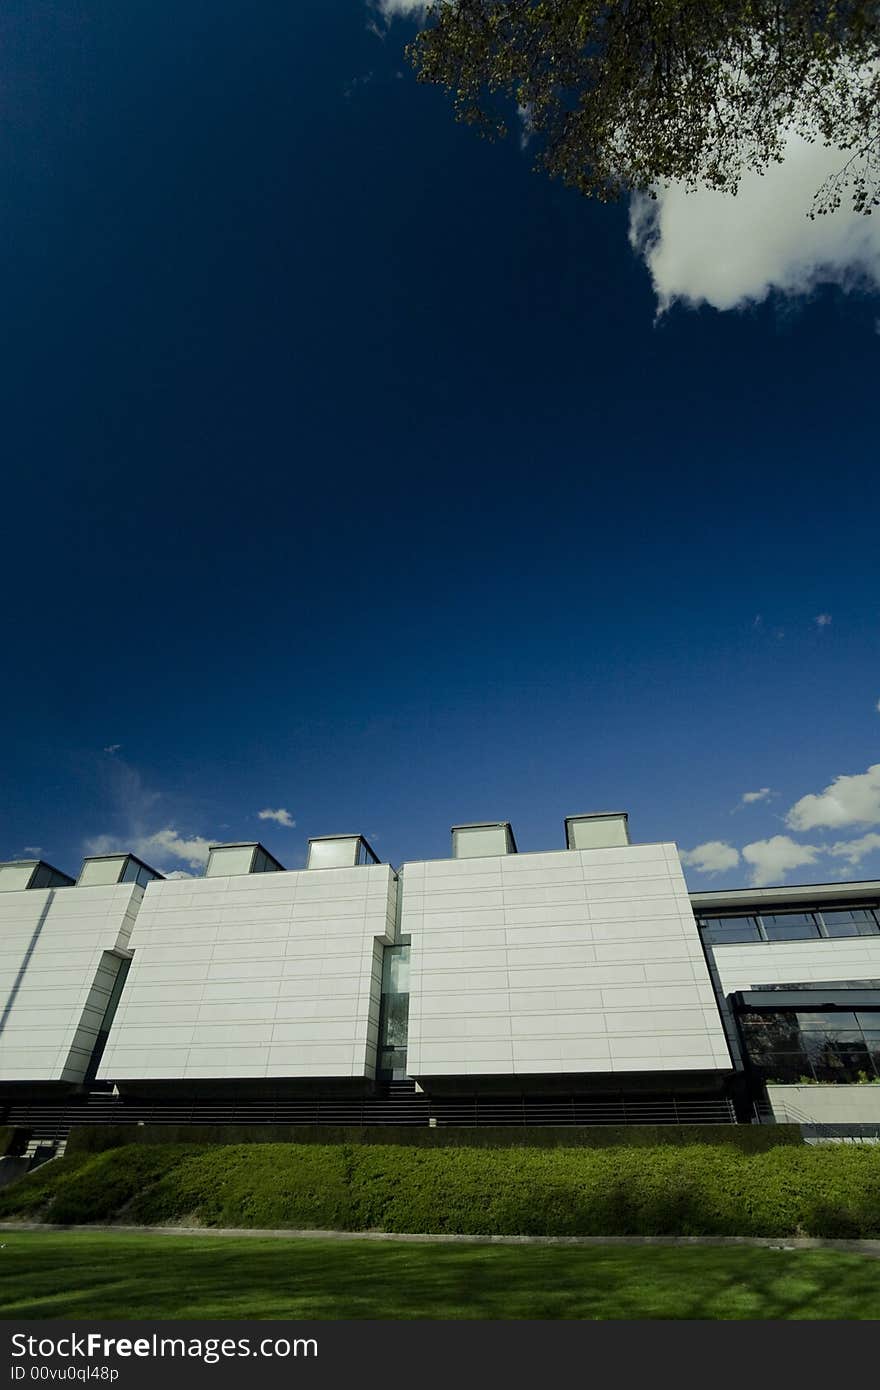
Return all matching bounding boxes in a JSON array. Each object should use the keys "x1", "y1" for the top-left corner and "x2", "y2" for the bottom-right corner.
[{"x1": 0, "y1": 1236, "x2": 879, "y2": 1320}]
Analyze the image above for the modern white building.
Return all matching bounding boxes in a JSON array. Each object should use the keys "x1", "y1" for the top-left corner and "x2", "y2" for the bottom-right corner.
[
  {"x1": 0, "y1": 855, "x2": 156, "y2": 1086},
  {"x1": 1, "y1": 815, "x2": 879, "y2": 1132},
  {"x1": 98, "y1": 838, "x2": 397, "y2": 1086},
  {"x1": 692, "y1": 883, "x2": 880, "y2": 1125},
  {"x1": 404, "y1": 817, "x2": 730, "y2": 1084}
]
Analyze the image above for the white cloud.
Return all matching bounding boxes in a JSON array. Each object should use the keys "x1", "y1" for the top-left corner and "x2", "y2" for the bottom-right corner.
[
  {"x1": 517, "y1": 103, "x2": 534, "y2": 151},
  {"x1": 876, "y1": 698, "x2": 880, "y2": 713},
  {"x1": 786, "y1": 763, "x2": 880, "y2": 831},
  {"x1": 815, "y1": 613, "x2": 832, "y2": 627},
  {"x1": 741, "y1": 835, "x2": 822, "y2": 887},
  {"x1": 629, "y1": 132, "x2": 880, "y2": 313},
  {"x1": 85, "y1": 826, "x2": 211, "y2": 873},
  {"x1": 22, "y1": 846, "x2": 42, "y2": 856},
  {"x1": 374, "y1": 0, "x2": 428, "y2": 15},
  {"x1": 257, "y1": 807, "x2": 296, "y2": 829},
  {"x1": 136, "y1": 828, "x2": 212, "y2": 869},
  {"x1": 103, "y1": 744, "x2": 121, "y2": 754},
  {"x1": 84, "y1": 754, "x2": 216, "y2": 876},
  {"x1": 680, "y1": 841, "x2": 740, "y2": 875},
  {"x1": 826, "y1": 832, "x2": 880, "y2": 867},
  {"x1": 741, "y1": 788, "x2": 772, "y2": 805},
  {"x1": 83, "y1": 834, "x2": 124, "y2": 858}
]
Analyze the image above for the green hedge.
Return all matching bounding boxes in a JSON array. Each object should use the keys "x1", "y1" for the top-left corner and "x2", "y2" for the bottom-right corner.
[
  {"x1": 65, "y1": 1123, "x2": 802, "y2": 1155},
  {"x1": 1, "y1": 1141, "x2": 877, "y2": 1237}
]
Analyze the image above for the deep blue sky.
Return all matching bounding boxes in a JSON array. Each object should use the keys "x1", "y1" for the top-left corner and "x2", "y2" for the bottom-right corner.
[{"x1": 2, "y1": 0, "x2": 878, "y2": 887}]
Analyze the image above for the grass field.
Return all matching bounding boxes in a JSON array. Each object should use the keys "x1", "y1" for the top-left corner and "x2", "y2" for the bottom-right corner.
[{"x1": 0, "y1": 1232, "x2": 878, "y2": 1319}]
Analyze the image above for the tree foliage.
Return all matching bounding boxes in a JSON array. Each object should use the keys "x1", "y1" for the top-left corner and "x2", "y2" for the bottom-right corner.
[{"x1": 407, "y1": 1, "x2": 880, "y2": 216}]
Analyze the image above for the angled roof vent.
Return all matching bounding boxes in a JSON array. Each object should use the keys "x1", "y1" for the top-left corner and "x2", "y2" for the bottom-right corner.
[
  {"x1": 565, "y1": 812, "x2": 630, "y2": 850},
  {"x1": 77, "y1": 854, "x2": 163, "y2": 888},
  {"x1": 205, "y1": 843, "x2": 284, "y2": 878},
  {"x1": 0, "y1": 859, "x2": 75, "y2": 891},
  {"x1": 451, "y1": 822, "x2": 517, "y2": 859},
  {"x1": 306, "y1": 835, "x2": 379, "y2": 870}
]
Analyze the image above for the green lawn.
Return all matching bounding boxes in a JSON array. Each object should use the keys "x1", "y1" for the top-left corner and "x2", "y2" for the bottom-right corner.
[{"x1": 0, "y1": 1232, "x2": 878, "y2": 1319}]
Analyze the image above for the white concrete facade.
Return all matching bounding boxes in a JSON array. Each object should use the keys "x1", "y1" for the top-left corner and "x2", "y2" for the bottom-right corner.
[
  {"x1": 98, "y1": 863, "x2": 397, "y2": 1081},
  {"x1": 0, "y1": 884, "x2": 140, "y2": 1083},
  {"x1": 404, "y1": 842, "x2": 732, "y2": 1078},
  {"x1": 710, "y1": 936, "x2": 880, "y2": 996},
  {"x1": 767, "y1": 1083, "x2": 880, "y2": 1125}
]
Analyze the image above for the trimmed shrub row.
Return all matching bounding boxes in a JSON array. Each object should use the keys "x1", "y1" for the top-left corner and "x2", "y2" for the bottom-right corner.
[
  {"x1": 64, "y1": 1123, "x2": 803, "y2": 1155},
  {"x1": 1, "y1": 1140, "x2": 878, "y2": 1237}
]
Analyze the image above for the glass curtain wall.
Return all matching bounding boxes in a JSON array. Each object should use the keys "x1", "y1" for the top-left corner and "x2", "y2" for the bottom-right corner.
[
  {"x1": 377, "y1": 944, "x2": 410, "y2": 1080},
  {"x1": 738, "y1": 1008, "x2": 880, "y2": 1084},
  {"x1": 700, "y1": 907, "x2": 880, "y2": 946}
]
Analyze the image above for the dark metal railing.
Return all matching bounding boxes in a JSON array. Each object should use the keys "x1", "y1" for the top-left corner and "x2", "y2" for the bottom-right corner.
[
  {"x1": 429, "y1": 1096, "x2": 736, "y2": 1127},
  {"x1": 2, "y1": 1087, "x2": 736, "y2": 1141}
]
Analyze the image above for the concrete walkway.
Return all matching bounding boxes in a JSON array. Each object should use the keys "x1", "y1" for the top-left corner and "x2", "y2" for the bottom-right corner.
[{"x1": 2, "y1": 1222, "x2": 880, "y2": 1256}]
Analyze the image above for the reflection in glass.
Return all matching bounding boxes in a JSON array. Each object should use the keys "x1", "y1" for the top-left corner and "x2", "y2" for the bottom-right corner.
[
  {"x1": 761, "y1": 913, "x2": 817, "y2": 928},
  {"x1": 378, "y1": 944, "x2": 411, "y2": 1079},
  {"x1": 382, "y1": 945, "x2": 410, "y2": 994},
  {"x1": 760, "y1": 913, "x2": 820, "y2": 941},
  {"x1": 796, "y1": 1011, "x2": 858, "y2": 1032},
  {"x1": 820, "y1": 908, "x2": 879, "y2": 937},
  {"x1": 701, "y1": 916, "x2": 761, "y2": 944},
  {"x1": 740, "y1": 1006, "x2": 880, "y2": 1083}
]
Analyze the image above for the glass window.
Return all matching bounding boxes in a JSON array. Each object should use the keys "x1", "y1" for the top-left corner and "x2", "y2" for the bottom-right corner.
[
  {"x1": 740, "y1": 1006, "x2": 880, "y2": 1082},
  {"x1": 820, "y1": 908, "x2": 879, "y2": 937},
  {"x1": 380, "y1": 994, "x2": 409, "y2": 1048},
  {"x1": 811, "y1": 1051, "x2": 872, "y2": 1084},
  {"x1": 701, "y1": 916, "x2": 761, "y2": 944},
  {"x1": 760, "y1": 913, "x2": 819, "y2": 941},
  {"x1": 757, "y1": 1053, "x2": 813, "y2": 1084},
  {"x1": 251, "y1": 849, "x2": 281, "y2": 874},
  {"x1": 761, "y1": 912, "x2": 817, "y2": 927},
  {"x1": 378, "y1": 944, "x2": 410, "y2": 1078},
  {"x1": 382, "y1": 945, "x2": 410, "y2": 994},
  {"x1": 796, "y1": 1011, "x2": 858, "y2": 1031},
  {"x1": 378, "y1": 1047, "x2": 408, "y2": 1080}
]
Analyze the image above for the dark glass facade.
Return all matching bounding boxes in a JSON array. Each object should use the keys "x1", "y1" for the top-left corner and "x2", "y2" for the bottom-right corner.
[
  {"x1": 700, "y1": 906, "x2": 880, "y2": 946},
  {"x1": 738, "y1": 1007, "x2": 880, "y2": 1084},
  {"x1": 377, "y1": 944, "x2": 410, "y2": 1080}
]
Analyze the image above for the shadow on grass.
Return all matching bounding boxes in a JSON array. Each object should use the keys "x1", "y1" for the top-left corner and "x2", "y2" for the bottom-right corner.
[{"x1": 0, "y1": 1235, "x2": 879, "y2": 1319}]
